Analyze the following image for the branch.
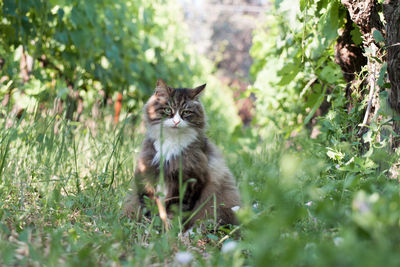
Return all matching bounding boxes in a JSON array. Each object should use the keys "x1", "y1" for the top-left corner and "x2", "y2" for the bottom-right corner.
[{"x1": 358, "y1": 43, "x2": 378, "y2": 134}]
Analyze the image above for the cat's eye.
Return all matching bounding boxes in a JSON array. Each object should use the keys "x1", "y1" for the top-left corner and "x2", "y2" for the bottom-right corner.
[
  {"x1": 182, "y1": 110, "x2": 192, "y2": 116},
  {"x1": 163, "y1": 107, "x2": 172, "y2": 115}
]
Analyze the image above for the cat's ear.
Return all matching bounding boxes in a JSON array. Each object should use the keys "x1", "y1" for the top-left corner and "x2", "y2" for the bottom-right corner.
[
  {"x1": 191, "y1": 84, "x2": 206, "y2": 99},
  {"x1": 155, "y1": 78, "x2": 173, "y2": 96}
]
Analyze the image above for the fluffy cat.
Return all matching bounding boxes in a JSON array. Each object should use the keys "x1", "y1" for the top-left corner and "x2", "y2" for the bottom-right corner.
[{"x1": 123, "y1": 79, "x2": 240, "y2": 231}]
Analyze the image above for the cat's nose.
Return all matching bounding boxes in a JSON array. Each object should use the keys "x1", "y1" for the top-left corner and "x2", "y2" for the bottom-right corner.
[{"x1": 173, "y1": 118, "x2": 180, "y2": 125}]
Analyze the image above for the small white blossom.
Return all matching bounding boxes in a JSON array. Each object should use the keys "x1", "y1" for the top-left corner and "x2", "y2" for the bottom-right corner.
[
  {"x1": 305, "y1": 201, "x2": 313, "y2": 207},
  {"x1": 221, "y1": 241, "x2": 238, "y2": 254},
  {"x1": 336, "y1": 164, "x2": 340, "y2": 169},
  {"x1": 231, "y1": 206, "x2": 240, "y2": 212},
  {"x1": 175, "y1": 251, "x2": 193, "y2": 265}
]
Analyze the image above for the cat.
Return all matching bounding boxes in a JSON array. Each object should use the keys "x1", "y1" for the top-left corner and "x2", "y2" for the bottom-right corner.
[{"x1": 123, "y1": 78, "x2": 240, "y2": 231}]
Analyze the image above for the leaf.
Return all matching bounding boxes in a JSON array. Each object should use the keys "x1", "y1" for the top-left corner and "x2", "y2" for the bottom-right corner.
[
  {"x1": 344, "y1": 175, "x2": 357, "y2": 188},
  {"x1": 277, "y1": 63, "x2": 300, "y2": 86},
  {"x1": 326, "y1": 148, "x2": 345, "y2": 161},
  {"x1": 84, "y1": 1, "x2": 96, "y2": 26},
  {"x1": 303, "y1": 85, "x2": 327, "y2": 125},
  {"x1": 69, "y1": 31, "x2": 87, "y2": 50},
  {"x1": 54, "y1": 30, "x2": 68, "y2": 44},
  {"x1": 350, "y1": 25, "x2": 363, "y2": 46},
  {"x1": 318, "y1": 2, "x2": 341, "y2": 44},
  {"x1": 319, "y1": 63, "x2": 342, "y2": 84},
  {"x1": 300, "y1": 0, "x2": 308, "y2": 11},
  {"x1": 373, "y1": 30, "x2": 385, "y2": 43},
  {"x1": 363, "y1": 130, "x2": 373, "y2": 143},
  {"x1": 377, "y1": 62, "x2": 387, "y2": 88},
  {"x1": 49, "y1": 0, "x2": 66, "y2": 5}
]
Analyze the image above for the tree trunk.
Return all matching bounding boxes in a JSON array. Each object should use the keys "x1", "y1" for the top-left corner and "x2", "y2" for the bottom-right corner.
[
  {"x1": 335, "y1": 12, "x2": 368, "y2": 83},
  {"x1": 384, "y1": 1, "x2": 400, "y2": 147},
  {"x1": 335, "y1": 11, "x2": 368, "y2": 116},
  {"x1": 341, "y1": 0, "x2": 383, "y2": 45},
  {"x1": 341, "y1": 0, "x2": 384, "y2": 136}
]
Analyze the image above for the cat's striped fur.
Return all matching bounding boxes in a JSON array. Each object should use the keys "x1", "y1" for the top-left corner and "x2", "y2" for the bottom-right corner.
[{"x1": 123, "y1": 79, "x2": 240, "y2": 230}]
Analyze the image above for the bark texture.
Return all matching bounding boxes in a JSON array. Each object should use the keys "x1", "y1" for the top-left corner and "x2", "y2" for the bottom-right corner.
[
  {"x1": 341, "y1": 0, "x2": 383, "y2": 46},
  {"x1": 341, "y1": 0, "x2": 384, "y2": 136},
  {"x1": 383, "y1": 0, "x2": 400, "y2": 146},
  {"x1": 384, "y1": 1, "x2": 400, "y2": 112},
  {"x1": 335, "y1": 12, "x2": 368, "y2": 115},
  {"x1": 335, "y1": 12, "x2": 367, "y2": 83}
]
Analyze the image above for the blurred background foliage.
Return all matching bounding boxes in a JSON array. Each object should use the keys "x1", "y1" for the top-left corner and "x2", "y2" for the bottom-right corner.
[
  {"x1": 251, "y1": 0, "x2": 347, "y2": 136},
  {"x1": 0, "y1": 0, "x2": 239, "y2": 131},
  {"x1": 2, "y1": 0, "x2": 400, "y2": 266}
]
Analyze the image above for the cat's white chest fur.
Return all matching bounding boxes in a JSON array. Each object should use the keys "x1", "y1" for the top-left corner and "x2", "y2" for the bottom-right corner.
[{"x1": 148, "y1": 126, "x2": 198, "y2": 165}]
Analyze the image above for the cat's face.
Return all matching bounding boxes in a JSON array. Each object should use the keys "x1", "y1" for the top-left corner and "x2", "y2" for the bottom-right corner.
[{"x1": 144, "y1": 79, "x2": 206, "y2": 132}]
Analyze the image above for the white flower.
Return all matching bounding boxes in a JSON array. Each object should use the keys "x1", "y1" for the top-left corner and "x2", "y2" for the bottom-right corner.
[
  {"x1": 221, "y1": 241, "x2": 238, "y2": 254},
  {"x1": 175, "y1": 251, "x2": 193, "y2": 265},
  {"x1": 305, "y1": 201, "x2": 312, "y2": 206},
  {"x1": 231, "y1": 206, "x2": 240, "y2": 212}
]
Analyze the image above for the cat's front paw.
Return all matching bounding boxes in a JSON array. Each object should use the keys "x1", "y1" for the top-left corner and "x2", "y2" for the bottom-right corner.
[{"x1": 122, "y1": 193, "x2": 141, "y2": 219}]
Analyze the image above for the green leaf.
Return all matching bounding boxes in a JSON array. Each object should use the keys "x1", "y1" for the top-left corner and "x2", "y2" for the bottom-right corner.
[
  {"x1": 350, "y1": 25, "x2": 363, "y2": 46},
  {"x1": 363, "y1": 130, "x2": 373, "y2": 143},
  {"x1": 377, "y1": 62, "x2": 387, "y2": 87},
  {"x1": 319, "y1": 63, "x2": 342, "y2": 84},
  {"x1": 49, "y1": 0, "x2": 65, "y2": 5},
  {"x1": 300, "y1": 0, "x2": 308, "y2": 11},
  {"x1": 277, "y1": 63, "x2": 300, "y2": 86},
  {"x1": 373, "y1": 30, "x2": 384, "y2": 43},
  {"x1": 303, "y1": 85, "x2": 326, "y2": 125},
  {"x1": 318, "y1": 2, "x2": 341, "y2": 44}
]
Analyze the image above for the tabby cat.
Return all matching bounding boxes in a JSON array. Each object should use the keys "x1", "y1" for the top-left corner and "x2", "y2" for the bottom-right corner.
[{"x1": 123, "y1": 79, "x2": 240, "y2": 231}]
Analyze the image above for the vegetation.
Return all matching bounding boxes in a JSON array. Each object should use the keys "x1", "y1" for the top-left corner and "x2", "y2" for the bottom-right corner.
[
  {"x1": 1, "y1": 0, "x2": 400, "y2": 266},
  {"x1": 246, "y1": 0, "x2": 400, "y2": 265},
  {"x1": 0, "y1": 0, "x2": 208, "y2": 116}
]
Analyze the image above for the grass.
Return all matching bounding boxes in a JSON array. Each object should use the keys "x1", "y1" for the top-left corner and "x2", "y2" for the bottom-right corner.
[
  {"x1": 0, "y1": 107, "x2": 246, "y2": 266},
  {"x1": 2, "y1": 104, "x2": 400, "y2": 266}
]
